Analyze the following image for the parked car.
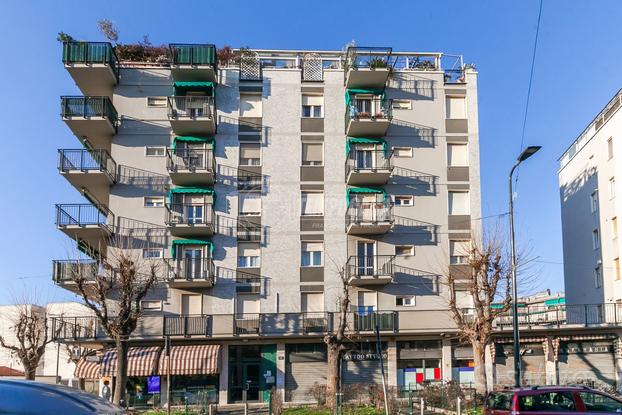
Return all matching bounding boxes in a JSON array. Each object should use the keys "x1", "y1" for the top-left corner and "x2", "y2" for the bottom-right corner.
[
  {"x1": 0, "y1": 379, "x2": 127, "y2": 414},
  {"x1": 485, "y1": 386, "x2": 622, "y2": 414}
]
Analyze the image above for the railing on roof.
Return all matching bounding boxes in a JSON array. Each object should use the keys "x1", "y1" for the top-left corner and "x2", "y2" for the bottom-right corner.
[
  {"x1": 344, "y1": 46, "x2": 393, "y2": 71},
  {"x1": 62, "y1": 42, "x2": 119, "y2": 79},
  {"x1": 169, "y1": 44, "x2": 217, "y2": 68}
]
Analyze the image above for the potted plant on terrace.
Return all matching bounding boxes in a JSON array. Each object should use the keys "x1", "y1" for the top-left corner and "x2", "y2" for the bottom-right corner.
[{"x1": 369, "y1": 57, "x2": 388, "y2": 69}]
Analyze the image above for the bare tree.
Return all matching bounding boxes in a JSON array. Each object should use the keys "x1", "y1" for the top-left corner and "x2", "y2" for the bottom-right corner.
[
  {"x1": 97, "y1": 19, "x2": 119, "y2": 44},
  {"x1": 71, "y1": 245, "x2": 158, "y2": 405}
]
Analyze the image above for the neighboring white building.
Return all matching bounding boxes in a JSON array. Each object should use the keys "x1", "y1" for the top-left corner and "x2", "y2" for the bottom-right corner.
[{"x1": 559, "y1": 89, "x2": 622, "y2": 305}]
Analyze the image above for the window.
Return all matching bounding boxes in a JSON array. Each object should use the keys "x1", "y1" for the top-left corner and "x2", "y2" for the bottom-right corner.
[
  {"x1": 144, "y1": 197, "x2": 164, "y2": 207},
  {"x1": 486, "y1": 393, "x2": 512, "y2": 411},
  {"x1": 238, "y1": 243, "x2": 260, "y2": 268},
  {"x1": 301, "y1": 293, "x2": 324, "y2": 312},
  {"x1": 302, "y1": 142, "x2": 323, "y2": 166},
  {"x1": 302, "y1": 95, "x2": 323, "y2": 118},
  {"x1": 240, "y1": 94, "x2": 262, "y2": 117},
  {"x1": 146, "y1": 146, "x2": 165, "y2": 157},
  {"x1": 142, "y1": 249, "x2": 163, "y2": 259},
  {"x1": 450, "y1": 240, "x2": 470, "y2": 264},
  {"x1": 615, "y1": 258, "x2": 620, "y2": 280},
  {"x1": 301, "y1": 192, "x2": 324, "y2": 216},
  {"x1": 395, "y1": 245, "x2": 415, "y2": 256},
  {"x1": 578, "y1": 391, "x2": 622, "y2": 412},
  {"x1": 595, "y1": 266, "x2": 603, "y2": 288},
  {"x1": 590, "y1": 190, "x2": 599, "y2": 213},
  {"x1": 610, "y1": 177, "x2": 616, "y2": 199},
  {"x1": 447, "y1": 144, "x2": 468, "y2": 166},
  {"x1": 393, "y1": 147, "x2": 413, "y2": 158},
  {"x1": 140, "y1": 300, "x2": 162, "y2": 311},
  {"x1": 592, "y1": 229, "x2": 600, "y2": 250},
  {"x1": 396, "y1": 296, "x2": 416, "y2": 306},
  {"x1": 446, "y1": 96, "x2": 466, "y2": 119},
  {"x1": 301, "y1": 242, "x2": 323, "y2": 267},
  {"x1": 448, "y1": 191, "x2": 470, "y2": 215},
  {"x1": 612, "y1": 217, "x2": 618, "y2": 239},
  {"x1": 394, "y1": 196, "x2": 414, "y2": 206},
  {"x1": 240, "y1": 143, "x2": 261, "y2": 166},
  {"x1": 392, "y1": 99, "x2": 412, "y2": 110},
  {"x1": 147, "y1": 97, "x2": 167, "y2": 107},
  {"x1": 608, "y1": 137, "x2": 614, "y2": 160},
  {"x1": 518, "y1": 392, "x2": 576, "y2": 412},
  {"x1": 239, "y1": 193, "x2": 261, "y2": 216}
]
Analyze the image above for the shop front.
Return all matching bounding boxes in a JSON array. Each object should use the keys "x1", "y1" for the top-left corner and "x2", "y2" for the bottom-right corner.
[
  {"x1": 494, "y1": 342, "x2": 546, "y2": 386},
  {"x1": 557, "y1": 339, "x2": 615, "y2": 386},
  {"x1": 342, "y1": 341, "x2": 388, "y2": 393},
  {"x1": 285, "y1": 343, "x2": 327, "y2": 403},
  {"x1": 397, "y1": 340, "x2": 442, "y2": 390},
  {"x1": 451, "y1": 342, "x2": 474, "y2": 385},
  {"x1": 228, "y1": 345, "x2": 276, "y2": 403}
]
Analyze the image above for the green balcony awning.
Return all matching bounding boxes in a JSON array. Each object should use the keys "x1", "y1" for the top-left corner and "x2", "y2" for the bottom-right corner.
[
  {"x1": 345, "y1": 88, "x2": 385, "y2": 106},
  {"x1": 171, "y1": 136, "x2": 214, "y2": 150},
  {"x1": 346, "y1": 186, "x2": 387, "y2": 207},
  {"x1": 545, "y1": 298, "x2": 565, "y2": 306},
  {"x1": 345, "y1": 137, "x2": 387, "y2": 155},
  {"x1": 171, "y1": 239, "x2": 214, "y2": 257},
  {"x1": 167, "y1": 187, "x2": 215, "y2": 201},
  {"x1": 173, "y1": 81, "x2": 214, "y2": 95}
]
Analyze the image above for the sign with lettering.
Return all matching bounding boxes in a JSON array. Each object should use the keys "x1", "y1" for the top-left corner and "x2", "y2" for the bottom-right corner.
[
  {"x1": 343, "y1": 352, "x2": 388, "y2": 361},
  {"x1": 147, "y1": 376, "x2": 160, "y2": 394}
]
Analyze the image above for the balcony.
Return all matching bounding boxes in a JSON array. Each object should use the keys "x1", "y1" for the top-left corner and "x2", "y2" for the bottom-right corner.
[
  {"x1": 346, "y1": 200, "x2": 393, "y2": 235},
  {"x1": 169, "y1": 44, "x2": 217, "y2": 82},
  {"x1": 345, "y1": 97, "x2": 392, "y2": 137},
  {"x1": 164, "y1": 314, "x2": 211, "y2": 337},
  {"x1": 165, "y1": 202, "x2": 215, "y2": 236},
  {"x1": 346, "y1": 255, "x2": 395, "y2": 286},
  {"x1": 58, "y1": 149, "x2": 116, "y2": 204},
  {"x1": 166, "y1": 148, "x2": 215, "y2": 186},
  {"x1": 55, "y1": 203, "x2": 114, "y2": 250},
  {"x1": 353, "y1": 311, "x2": 397, "y2": 332},
  {"x1": 164, "y1": 257, "x2": 215, "y2": 288},
  {"x1": 344, "y1": 47, "x2": 392, "y2": 89},
  {"x1": 167, "y1": 96, "x2": 216, "y2": 135},
  {"x1": 234, "y1": 314, "x2": 261, "y2": 335},
  {"x1": 345, "y1": 148, "x2": 392, "y2": 185},
  {"x1": 61, "y1": 96, "x2": 118, "y2": 145},
  {"x1": 236, "y1": 271, "x2": 262, "y2": 294},
  {"x1": 62, "y1": 42, "x2": 118, "y2": 96},
  {"x1": 52, "y1": 259, "x2": 102, "y2": 292}
]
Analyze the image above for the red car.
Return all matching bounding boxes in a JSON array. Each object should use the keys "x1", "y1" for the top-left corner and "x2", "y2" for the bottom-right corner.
[{"x1": 484, "y1": 386, "x2": 622, "y2": 414}]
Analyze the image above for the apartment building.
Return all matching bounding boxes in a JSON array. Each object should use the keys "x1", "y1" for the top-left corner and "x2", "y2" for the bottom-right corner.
[
  {"x1": 559, "y1": 89, "x2": 622, "y2": 307},
  {"x1": 54, "y1": 43, "x2": 481, "y2": 404}
]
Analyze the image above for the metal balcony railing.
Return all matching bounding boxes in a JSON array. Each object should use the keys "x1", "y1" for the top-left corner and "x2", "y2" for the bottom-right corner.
[
  {"x1": 234, "y1": 314, "x2": 261, "y2": 334},
  {"x1": 164, "y1": 314, "x2": 211, "y2": 336},
  {"x1": 346, "y1": 97, "x2": 393, "y2": 122},
  {"x1": 238, "y1": 169, "x2": 262, "y2": 191},
  {"x1": 165, "y1": 202, "x2": 214, "y2": 227},
  {"x1": 302, "y1": 312, "x2": 330, "y2": 333},
  {"x1": 62, "y1": 42, "x2": 118, "y2": 77},
  {"x1": 60, "y1": 96, "x2": 118, "y2": 124},
  {"x1": 353, "y1": 311, "x2": 397, "y2": 332},
  {"x1": 346, "y1": 200, "x2": 393, "y2": 228},
  {"x1": 169, "y1": 44, "x2": 217, "y2": 68},
  {"x1": 346, "y1": 255, "x2": 395, "y2": 280},
  {"x1": 51, "y1": 316, "x2": 99, "y2": 340},
  {"x1": 164, "y1": 258, "x2": 215, "y2": 283},
  {"x1": 52, "y1": 259, "x2": 100, "y2": 284},
  {"x1": 235, "y1": 272, "x2": 261, "y2": 294},
  {"x1": 58, "y1": 149, "x2": 116, "y2": 181},
  {"x1": 55, "y1": 203, "x2": 114, "y2": 232},
  {"x1": 167, "y1": 96, "x2": 214, "y2": 119},
  {"x1": 346, "y1": 149, "x2": 392, "y2": 177},
  {"x1": 166, "y1": 148, "x2": 215, "y2": 173},
  {"x1": 237, "y1": 220, "x2": 262, "y2": 242},
  {"x1": 488, "y1": 303, "x2": 622, "y2": 328},
  {"x1": 344, "y1": 46, "x2": 393, "y2": 71}
]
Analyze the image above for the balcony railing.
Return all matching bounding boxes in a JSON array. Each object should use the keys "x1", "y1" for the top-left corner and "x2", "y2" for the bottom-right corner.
[
  {"x1": 61, "y1": 96, "x2": 118, "y2": 124},
  {"x1": 346, "y1": 97, "x2": 393, "y2": 122},
  {"x1": 235, "y1": 314, "x2": 261, "y2": 334},
  {"x1": 166, "y1": 148, "x2": 215, "y2": 173},
  {"x1": 238, "y1": 169, "x2": 262, "y2": 191},
  {"x1": 55, "y1": 203, "x2": 114, "y2": 232},
  {"x1": 346, "y1": 149, "x2": 392, "y2": 176},
  {"x1": 165, "y1": 202, "x2": 214, "y2": 227},
  {"x1": 51, "y1": 316, "x2": 99, "y2": 340},
  {"x1": 237, "y1": 220, "x2": 262, "y2": 242},
  {"x1": 490, "y1": 303, "x2": 622, "y2": 328},
  {"x1": 164, "y1": 314, "x2": 211, "y2": 336},
  {"x1": 164, "y1": 258, "x2": 215, "y2": 283},
  {"x1": 169, "y1": 44, "x2": 217, "y2": 67},
  {"x1": 344, "y1": 47, "x2": 393, "y2": 71},
  {"x1": 58, "y1": 149, "x2": 116, "y2": 180},
  {"x1": 353, "y1": 311, "x2": 397, "y2": 332},
  {"x1": 346, "y1": 200, "x2": 393, "y2": 228},
  {"x1": 346, "y1": 255, "x2": 395, "y2": 280},
  {"x1": 302, "y1": 312, "x2": 330, "y2": 333},
  {"x1": 167, "y1": 96, "x2": 214, "y2": 119},
  {"x1": 62, "y1": 42, "x2": 118, "y2": 76},
  {"x1": 235, "y1": 272, "x2": 262, "y2": 294},
  {"x1": 52, "y1": 259, "x2": 100, "y2": 284}
]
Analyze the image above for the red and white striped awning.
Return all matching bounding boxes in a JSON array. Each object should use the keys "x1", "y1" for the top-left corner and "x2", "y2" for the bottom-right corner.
[
  {"x1": 159, "y1": 345, "x2": 221, "y2": 375},
  {"x1": 101, "y1": 346, "x2": 162, "y2": 377},
  {"x1": 74, "y1": 359, "x2": 100, "y2": 379}
]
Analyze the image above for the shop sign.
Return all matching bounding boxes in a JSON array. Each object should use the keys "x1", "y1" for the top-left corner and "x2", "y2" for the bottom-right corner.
[
  {"x1": 147, "y1": 376, "x2": 161, "y2": 394},
  {"x1": 343, "y1": 352, "x2": 388, "y2": 361}
]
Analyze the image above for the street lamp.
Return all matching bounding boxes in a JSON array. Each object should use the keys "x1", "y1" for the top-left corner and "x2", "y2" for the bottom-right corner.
[{"x1": 509, "y1": 145, "x2": 541, "y2": 388}]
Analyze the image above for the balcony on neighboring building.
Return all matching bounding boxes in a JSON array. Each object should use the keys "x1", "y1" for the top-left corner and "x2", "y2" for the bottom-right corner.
[
  {"x1": 62, "y1": 42, "x2": 119, "y2": 96},
  {"x1": 165, "y1": 201, "x2": 215, "y2": 237},
  {"x1": 55, "y1": 203, "x2": 114, "y2": 251},
  {"x1": 346, "y1": 255, "x2": 395, "y2": 286},
  {"x1": 345, "y1": 141, "x2": 392, "y2": 185},
  {"x1": 345, "y1": 94, "x2": 392, "y2": 137},
  {"x1": 167, "y1": 96, "x2": 216, "y2": 135},
  {"x1": 352, "y1": 310, "x2": 397, "y2": 332},
  {"x1": 344, "y1": 47, "x2": 392, "y2": 89},
  {"x1": 169, "y1": 44, "x2": 218, "y2": 82},
  {"x1": 346, "y1": 192, "x2": 393, "y2": 235},
  {"x1": 58, "y1": 149, "x2": 116, "y2": 205},
  {"x1": 52, "y1": 259, "x2": 106, "y2": 293},
  {"x1": 164, "y1": 257, "x2": 215, "y2": 288},
  {"x1": 166, "y1": 145, "x2": 215, "y2": 186},
  {"x1": 60, "y1": 96, "x2": 118, "y2": 146}
]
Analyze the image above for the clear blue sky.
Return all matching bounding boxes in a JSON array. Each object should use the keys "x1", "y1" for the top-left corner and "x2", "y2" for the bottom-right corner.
[{"x1": 0, "y1": 0, "x2": 620, "y2": 304}]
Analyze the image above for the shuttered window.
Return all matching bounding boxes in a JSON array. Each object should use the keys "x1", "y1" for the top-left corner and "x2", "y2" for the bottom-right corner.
[
  {"x1": 302, "y1": 143, "x2": 323, "y2": 166},
  {"x1": 239, "y1": 193, "x2": 261, "y2": 215},
  {"x1": 301, "y1": 192, "x2": 324, "y2": 215},
  {"x1": 240, "y1": 143, "x2": 261, "y2": 166}
]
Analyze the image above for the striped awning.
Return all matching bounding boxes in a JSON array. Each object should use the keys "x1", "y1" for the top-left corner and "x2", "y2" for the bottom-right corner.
[
  {"x1": 101, "y1": 346, "x2": 162, "y2": 377},
  {"x1": 159, "y1": 345, "x2": 221, "y2": 375},
  {"x1": 74, "y1": 359, "x2": 100, "y2": 379}
]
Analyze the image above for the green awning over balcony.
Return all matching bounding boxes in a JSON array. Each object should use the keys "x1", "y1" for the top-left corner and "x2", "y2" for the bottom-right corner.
[
  {"x1": 171, "y1": 239, "x2": 214, "y2": 257},
  {"x1": 345, "y1": 137, "x2": 387, "y2": 155},
  {"x1": 167, "y1": 187, "x2": 215, "y2": 201},
  {"x1": 545, "y1": 298, "x2": 565, "y2": 306},
  {"x1": 171, "y1": 136, "x2": 214, "y2": 150},
  {"x1": 345, "y1": 88, "x2": 385, "y2": 106},
  {"x1": 173, "y1": 81, "x2": 214, "y2": 95},
  {"x1": 346, "y1": 186, "x2": 387, "y2": 207}
]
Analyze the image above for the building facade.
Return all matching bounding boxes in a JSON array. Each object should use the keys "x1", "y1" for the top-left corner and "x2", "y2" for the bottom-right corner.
[{"x1": 54, "y1": 43, "x2": 485, "y2": 404}]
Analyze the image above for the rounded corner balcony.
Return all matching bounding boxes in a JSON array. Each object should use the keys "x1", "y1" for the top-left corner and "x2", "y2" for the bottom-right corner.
[
  {"x1": 346, "y1": 188, "x2": 393, "y2": 235},
  {"x1": 164, "y1": 257, "x2": 215, "y2": 288},
  {"x1": 52, "y1": 259, "x2": 106, "y2": 293},
  {"x1": 344, "y1": 47, "x2": 392, "y2": 89},
  {"x1": 169, "y1": 44, "x2": 218, "y2": 82},
  {"x1": 62, "y1": 42, "x2": 119, "y2": 96},
  {"x1": 165, "y1": 188, "x2": 215, "y2": 237},
  {"x1": 167, "y1": 95, "x2": 216, "y2": 136},
  {"x1": 346, "y1": 255, "x2": 395, "y2": 287},
  {"x1": 345, "y1": 91, "x2": 392, "y2": 137},
  {"x1": 58, "y1": 149, "x2": 116, "y2": 205},
  {"x1": 60, "y1": 96, "x2": 118, "y2": 146},
  {"x1": 166, "y1": 137, "x2": 216, "y2": 186},
  {"x1": 345, "y1": 138, "x2": 393, "y2": 185}
]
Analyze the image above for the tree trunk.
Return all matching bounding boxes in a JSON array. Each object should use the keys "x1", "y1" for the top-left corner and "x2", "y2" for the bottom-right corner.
[
  {"x1": 113, "y1": 339, "x2": 129, "y2": 406},
  {"x1": 23, "y1": 365, "x2": 36, "y2": 381},
  {"x1": 326, "y1": 344, "x2": 340, "y2": 410},
  {"x1": 473, "y1": 341, "x2": 488, "y2": 395}
]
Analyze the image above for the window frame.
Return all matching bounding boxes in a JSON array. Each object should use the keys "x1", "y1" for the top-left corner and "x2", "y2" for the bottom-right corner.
[
  {"x1": 239, "y1": 143, "x2": 262, "y2": 166},
  {"x1": 395, "y1": 245, "x2": 415, "y2": 257},
  {"x1": 391, "y1": 99, "x2": 412, "y2": 110},
  {"x1": 301, "y1": 94, "x2": 324, "y2": 118},
  {"x1": 301, "y1": 241, "x2": 324, "y2": 267},
  {"x1": 595, "y1": 266, "x2": 603, "y2": 288},
  {"x1": 593, "y1": 228, "x2": 600, "y2": 250},
  {"x1": 140, "y1": 300, "x2": 163, "y2": 311},
  {"x1": 610, "y1": 177, "x2": 616, "y2": 199},
  {"x1": 607, "y1": 137, "x2": 614, "y2": 160},
  {"x1": 394, "y1": 195, "x2": 414, "y2": 206},
  {"x1": 301, "y1": 142, "x2": 324, "y2": 166},
  {"x1": 239, "y1": 93, "x2": 263, "y2": 118},
  {"x1": 396, "y1": 296, "x2": 416, "y2": 307},
  {"x1": 447, "y1": 143, "x2": 469, "y2": 167},
  {"x1": 145, "y1": 146, "x2": 166, "y2": 157},
  {"x1": 142, "y1": 248, "x2": 163, "y2": 259},
  {"x1": 146, "y1": 96, "x2": 167, "y2": 107},
  {"x1": 590, "y1": 190, "x2": 599, "y2": 213},
  {"x1": 392, "y1": 147, "x2": 413, "y2": 158},
  {"x1": 301, "y1": 191, "x2": 324, "y2": 216},
  {"x1": 446, "y1": 95, "x2": 467, "y2": 119},
  {"x1": 144, "y1": 196, "x2": 165, "y2": 208},
  {"x1": 448, "y1": 191, "x2": 470, "y2": 215},
  {"x1": 238, "y1": 193, "x2": 262, "y2": 216}
]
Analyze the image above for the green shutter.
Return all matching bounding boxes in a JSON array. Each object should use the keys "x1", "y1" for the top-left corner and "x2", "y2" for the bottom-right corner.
[
  {"x1": 171, "y1": 239, "x2": 214, "y2": 257},
  {"x1": 171, "y1": 136, "x2": 214, "y2": 150},
  {"x1": 173, "y1": 81, "x2": 214, "y2": 95},
  {"x1": 346, "y1": 187, "x2": 387, "y2": 207},
  {"x1": 345, "y1": 137, "x2": 387, "y2": 155}
]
